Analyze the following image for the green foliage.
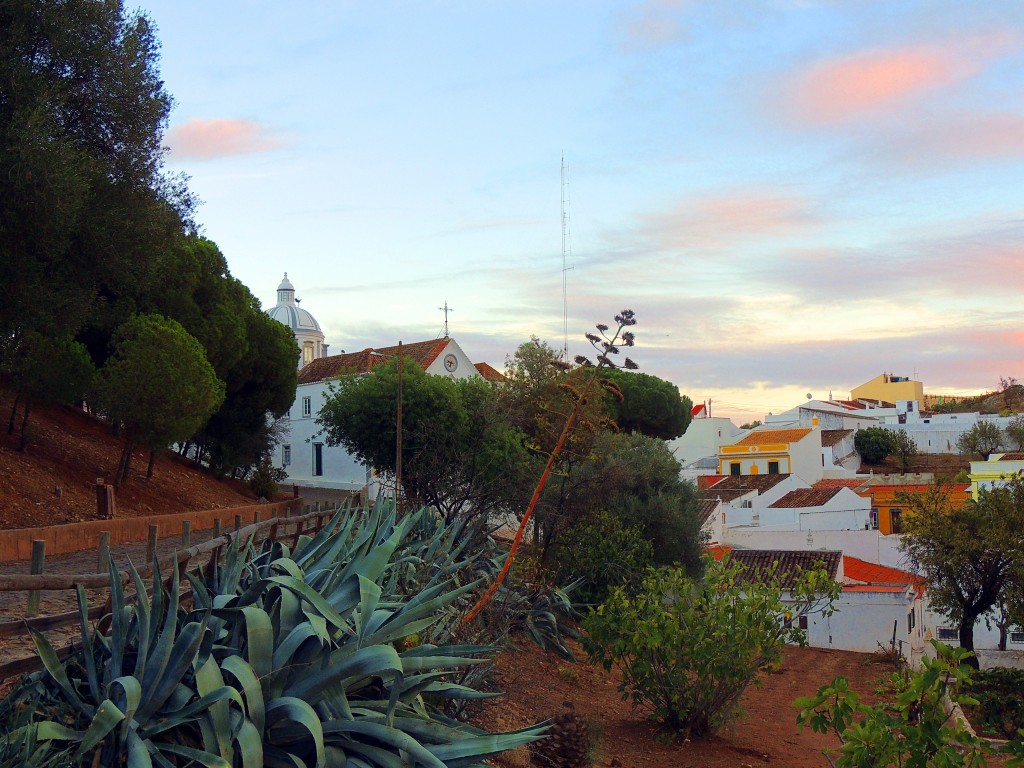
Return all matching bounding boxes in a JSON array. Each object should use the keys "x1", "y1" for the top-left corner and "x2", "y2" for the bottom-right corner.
[
  {"x1": 900, "y1": 476, "x2": 1024, "y2": 661},
  {"x1": 963, "y1": 667, "x2": 1024, "y2": 739},
  {"x1": 795, "y1": 640, "x2": 1024, "y2": 767},
  {"x1": 552, "y1": 511, "x2": 654, "y2": 604},
  {"x1": 584, "y1": 554, "x2": 839, "y2": 737},
  {"x1": 854, "y1": 427, "x2": 894, "y2": 464},
  {"x1": 94, "y1": 313, "x2": 226, "y2": 484},
  {"x1": 247, "y1": 457, "x2": 286, "y2": 500},
  {"x1": 890, "y1": 430, "x2": 918, "y2": 474},
  {"x1": 318, "y1": 359, "x2": 533, "y2": 524},
  {"x1": 1006, "y1": 415, "x2": 1024, "y2": 451},
  {"x1": 600, "y1": 369, "x2": 693, "y2": 440},
  {"x1": 957, "y1": 421, "x2": 1004, "y2": 459},
  {"x1": 560, "y1": 431, "x2": 706, "y2": 572},
  {"x1": 0, "y1": 501, "x2": 546, "y2": 767},
  {"x1": 740, "y1": 420, "x2": 763, "y2": 430}
]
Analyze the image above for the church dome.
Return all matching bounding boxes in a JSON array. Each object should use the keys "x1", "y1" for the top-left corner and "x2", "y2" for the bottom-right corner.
[{"x1": 268, "y1": 272, "x2": 322, "y2": 332}]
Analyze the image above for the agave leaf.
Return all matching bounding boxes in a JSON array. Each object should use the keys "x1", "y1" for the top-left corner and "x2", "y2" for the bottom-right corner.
[
  {"x1": 266, "y1": 696, "x2": 325, "y2": 768},
  {"x1": 337, "y1": 739, "x2": 406, "y2": 768},
  {"x1": 232, "y1": 717, "x2": 264, "y2": 768},
  {"x1": 7, "y1": 722, "x2": 83, "y2": 742},
  {"x1": 108, "y1": 675, "x2": 142, "y2": 743},
  {"x1": 355, "y1": 576, "x2": 382, "y2": 641},
  {"x1": 138, "y1": 565, "x2": 181, "y2": 708},
  {"x1": 288, "y1": 645, "x2": 404, "y2": 705},
  {"x1": 138, "y1": 687, "x2": 243, "y2": 739},
  {"x1": 154, "y1": 741, "x2": 231, "y2": 768},
  {"x1": 221, "y1": 654, "x2": 266, "y2": 736},
  {"x1": 272, "y1": 621, "x2": 322, "y2": 673},
  {"x1": 426, "y1": 724, "x2": 549, "y2": 763},
  {"x1": 28, "y1": 627, "x2": 91, "y2": 717},
  {"x1": 321, "y1": 720, "x2": 445, "y2": 768},
  {"x1": 74, "y1": 698, "x2": 125, "y2": 758},
  {"x1": 128, "y1": 560, "x2": 152, "y2": 682},
  {"x1": 265, "y1": 575, "x2": 350, "y2": 632},
  {"x1": 195, "y1": 655, "x2": 233, "y2": 760},
  {"x1": 75, "y1": 585, "x2": 101, "y2": 703},
  {"x1": 210, "y1": 606, "x2": 273, "y2": 679},
  {"x1": 135, "y1": 616, "x2": 209, "y2": 722},
  {"x1": 125, "y1": 728, "x2": 153, "y2": 768},
  {"x1": 421, "y1": 681, "x2": 502, "y2": 700}
]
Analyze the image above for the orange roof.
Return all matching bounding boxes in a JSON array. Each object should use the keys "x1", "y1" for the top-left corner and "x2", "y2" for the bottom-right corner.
[
  {"x1": 698, "y1": 475, "x2": 727, "y2": 490},
  {"x1": 843, "y1": 556, "x2": 925, "y2": 597},
  {"x1": 474, "y1": 362, "x2": 508, "y2": 383},
  {"x1": 842, "y1": 585, "x2": 910, "y2": 593},
  {"x1": 813, "y1": 478, "x2": 870, "y2": 490},
  {"x1": 736, "y1": 428, "x2": 812, "y2": 446},
  {"x1": 769, "y1": 487, "x2": 844, "y2": 508},
  {"x1": 298, "y1": 338, "x2": 451, "y2": 385}
]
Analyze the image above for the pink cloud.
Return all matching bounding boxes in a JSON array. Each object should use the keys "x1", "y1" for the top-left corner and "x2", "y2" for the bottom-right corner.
[
  {"x1": 165, "y1": 118, "x2": 283, "y2": 160},
  {"x1": 781, "y1": 34, "x2": 1018, "y2": 125},
  {"x1": 636, "y1": 188, "x2": 819, "y2": 251}
]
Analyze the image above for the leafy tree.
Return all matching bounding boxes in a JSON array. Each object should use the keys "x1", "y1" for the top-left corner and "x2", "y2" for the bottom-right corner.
[
  {"x1": 956, "y1": 420, "x2": 1004, "y2": 460},
  {"x1": 4, "y1": 332, "x2": 95, "y2": 451},
  {"x1": 795, "y1": 641, "x2": 1024, "y2": 768},
  {"x1": 318, "y1": 359, "x2": 533, "y2": 524},
  {"x1": 0, "y1": 0, "x2": 192, "y2": 363},
  {"x1": 890, "y1": 430, "x2": 918, "y2": 474},
  {"x1": 900, "y1": 477, "x2": 1024, "y2": 665},
  {"x1": 1006, "y1": 415, "x2": 1024, "y2": 452},
  {"x1": 854, "y1": 427, "x2": 894, "y2": 464},
  {"x1": 94, "y1": 314, "x2": 225, "y2": 486},
  {"x1": 601, "y1": 369, "x2": 693, "y2": 440},
  {"x1": 585, "y1": 554, "x2": 839, "y2": 737},
  {"x1": 740, "y1": 420, "x2": 763, "y2": 429}
]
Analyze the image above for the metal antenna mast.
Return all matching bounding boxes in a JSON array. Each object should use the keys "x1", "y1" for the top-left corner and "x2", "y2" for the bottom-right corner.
[
  {"x1": 561, "y1": 155, "x2": 573, "y2": 362},
  {"x1": 438, "y1": 301, "x2": 453, "y2": 336}
]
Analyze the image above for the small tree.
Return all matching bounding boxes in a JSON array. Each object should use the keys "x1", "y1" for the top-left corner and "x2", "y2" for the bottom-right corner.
[
  {"x1": 795, "y1": 641, "x2": 1024, "y2": 768},
  {"x1": 94, "y1": 314, "x2": 225, "y2": 486},
  {"x1": 1006, "y1": 415, "x2": 1024, "y2": 452},
  {"x1": 890, "y1": 430, "x2": 918, "y2": 474},
  {"x1": 854, "y1": 427, "x2": 894, "y2": 464},
  {"x1": 584, "y1": 554, "x2": 839, "y2": 737},
  {"x1": 600, "y1": 369, "x2": 693, "y2": 440},
  {"x1": 957, "y1": 421, "x2": 1004, "y2": 460}
]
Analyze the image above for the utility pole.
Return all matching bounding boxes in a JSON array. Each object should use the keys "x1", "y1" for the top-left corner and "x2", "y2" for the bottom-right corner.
[{"x1": 396, "y1": 341, "x2": 403, "y2": 509}]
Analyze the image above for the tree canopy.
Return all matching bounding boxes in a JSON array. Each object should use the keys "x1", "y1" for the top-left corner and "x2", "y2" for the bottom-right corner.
[
  {"x1": 854, "y1": 427, "x2": 893, "y2": 464},
  {"x1": 601, "y1": 369, "x2": 693, "y2": 440},
  {"x1": 900, "y1": 477, "x2": 1024, "y2": 664},
  {"x1": 317, "y1": 359, "x2": 534, "y2": 524},
  {"x1": 957, "y1": 421, "x2": 1005, "y2": 460},
  {"x1": 94, "y1": 314, "x2": 225, "y2": 485}
]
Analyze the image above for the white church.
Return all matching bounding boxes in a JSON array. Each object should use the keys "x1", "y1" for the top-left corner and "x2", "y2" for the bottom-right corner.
[{"x1": 266, "y1": 274, "x2": 504, "y2": 497}]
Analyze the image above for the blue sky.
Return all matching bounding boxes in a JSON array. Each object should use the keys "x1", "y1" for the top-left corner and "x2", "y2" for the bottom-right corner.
[{"x1": 144, "y1": 1, "x2": 1024, "y2": 420}]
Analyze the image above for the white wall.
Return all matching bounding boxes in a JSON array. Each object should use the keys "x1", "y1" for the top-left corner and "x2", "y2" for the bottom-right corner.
[
  {"x1": 669, "y1": 417, "x2": 741, "y2": 467},
  {"x1": 723, "y1": 528, "x2": 907, "y2": 569},
  {"x1": 801, "y1": 589, "x2": 923, "y2": 654}
]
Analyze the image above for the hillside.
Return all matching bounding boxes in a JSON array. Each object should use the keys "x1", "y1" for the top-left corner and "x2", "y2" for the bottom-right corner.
[
  {"x1": 929, "y1": 382, "x2": 1024, "y2": 415},
  {"x1": 0, "y1": 384, "x2": 257, "y2": 530}
]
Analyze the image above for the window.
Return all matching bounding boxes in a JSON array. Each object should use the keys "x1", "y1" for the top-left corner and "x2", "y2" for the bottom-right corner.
[
  {"x1": 936, "y1": 627, "x2": 958, "y2": 641},
  {"x1": 783, "y1": 614, "x2": 809, "y2": 631},
  {"x1": 303, "y1": 343, "x2": 314, "y2": 364},
  {"x1": 312, "y1": 443, "x2": 323, "y2": 476},
  {"x1": 282, "y1": 445, "x2": 291, "y2": 466},
  {"x1": 907, "y1": 611, "x2": 915, "y2": 634},
  {"x1": 870, "y1": 508, "x2": 879, "y2": 529},
  {"x1": 768, "y1": 461, "x2": 779, "y2": 475},
  {"x1": 730, "y1": 462, "x2": 741, "y2": 477},
  {"x1": 301, "y1": 396, "x2": 312, "y2": 418},
  {"x1": 890, "y1": 508, "x2": 903, "y2": 534},
  {"x1": 1011, "y1": 628, "x2": 1024, "y2": 644}
]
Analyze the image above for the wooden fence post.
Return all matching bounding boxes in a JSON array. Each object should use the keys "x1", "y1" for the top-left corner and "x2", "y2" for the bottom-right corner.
[
  {"x1": 97, "y1": 532, "x2": 110, "y2": 573},
  {"x1": 213, "y1": 519, "x2": 222, "y2": 538},
  {"x1": 26, "y1": 540, "x2": 45, "y2": 616},
  {"x1": 253, "y1": 510, "x2": 261, "y2": 524},
  {"x1": 234, "y1": 514, "x2": 242, "y2": 532},
  {"x1": 146, "y1": 524, "x2": 158, "y2": 564},
  {"x1": 181, "y1": 521, "x2": 191, "y2": 548}
]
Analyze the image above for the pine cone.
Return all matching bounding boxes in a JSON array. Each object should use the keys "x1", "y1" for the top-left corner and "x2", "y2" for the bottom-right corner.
[{"x1": 529, "y1": 708, "x2": 591, "y2": 768}]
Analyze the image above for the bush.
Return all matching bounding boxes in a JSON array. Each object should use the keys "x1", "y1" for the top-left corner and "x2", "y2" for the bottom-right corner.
[
  {"x1": 796, "y1": 641, "x2": 1024, "y2": 767},
  {"x1": 584, "y1": 554, "x2": 838, "y2": 737},
  {"x1": 247, "y1": 456, "x2": 287, "y2": 499},
  {"x1": 855, "y1": 427, "x2": 895, "y2": 464},
  {"x1": 551, "y1": 511, "x2": 654, "y2": 604},
  {"x1": 963, "y1": 667, "x2": 1024, "y2": 739}
]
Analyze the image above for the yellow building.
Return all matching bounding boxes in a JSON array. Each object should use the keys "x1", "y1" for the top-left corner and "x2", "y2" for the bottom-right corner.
[
  {"x1": 851, "y1": 373, "x2": 924, "y2": 406},
  {"x1": 718, "y1": 427, "x2": 824, "y2": 484},
  {"x1": 970, "y1": 452, "x2": 1024, "y2": 496}
]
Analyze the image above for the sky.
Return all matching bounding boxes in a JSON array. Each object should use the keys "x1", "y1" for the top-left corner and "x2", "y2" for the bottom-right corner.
[{"x1": 142, "y1": 0, "x2": 1024, "y2": 422}]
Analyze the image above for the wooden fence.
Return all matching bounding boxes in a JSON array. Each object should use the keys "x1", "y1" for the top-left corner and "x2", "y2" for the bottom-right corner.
[{"x1": 0, "y1": 501, "x2": 341, "y2": 683}]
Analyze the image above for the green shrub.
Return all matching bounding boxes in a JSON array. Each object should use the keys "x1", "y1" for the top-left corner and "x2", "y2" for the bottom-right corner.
[
  {"x1": 552, "y1": 511, "x2": 654, "y2": 604},
  {"x1": 796, "y1": 641, "x2": 1024, "y2": 767},
  {"x1": 855, "y1": 427, "x2": 895, "y2": 464},
  {"x1": 584, "y1": 554, "x2": 838, "y2": 737},
  {"x1": 964, "y1": 667, "x2": 1024, "y2": 739},
  {"x1": 247, "y1": 456, "x2": 287, "y2": 499}
]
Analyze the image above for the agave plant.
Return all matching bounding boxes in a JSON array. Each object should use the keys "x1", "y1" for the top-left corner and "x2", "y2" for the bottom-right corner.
[{"x1": 0, "y1": 499, "x2": 547, "y2": 767}]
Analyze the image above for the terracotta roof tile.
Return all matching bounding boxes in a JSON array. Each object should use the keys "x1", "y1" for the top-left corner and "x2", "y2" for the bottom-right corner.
[
  {"x1": 736, "y1": 428, "x2": 812, "y2": 446},
  {"x1": 821, "y1": 429, "x2": 853, "y2": 447},
  {"x1": 997, "y1": 452, "x2": 1024, "y2": 460},
  {"x1": 843, "y1": 556, "x2": 925, "y2": 597},
  {"x1": 297, "y1": 338, "x2": 452, "y2": 385},
  {"x1": 704, "y1": 473, "x2": 790, "y2": 499},
  {"x1": 474, "y1": 362, "x2": 508, "y2": 383},
  {"x1": 709, "y1": 546, "x2": 842, "y2": 588},
  {"x1": 769, "y1": 487, "x2": 843, "y2": 508},
  {"x1": 813, "y1": 478, "x2": 869, "y2": 490},
  {"x1": 697, "y1": 498, "x2": 720, "y2": 526},
  {"x1": 698, "y1": 475, "x2": 727, "y2": 490}
]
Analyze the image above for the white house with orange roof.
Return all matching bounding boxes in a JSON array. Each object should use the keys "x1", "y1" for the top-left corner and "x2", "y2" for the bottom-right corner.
[{"x1": 717, "y1": 426, "x2": 825, "y2": 484}]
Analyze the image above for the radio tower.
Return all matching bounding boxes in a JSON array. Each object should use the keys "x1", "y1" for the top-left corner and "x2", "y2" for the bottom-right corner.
[{"x1": 561, "y1": 155, "x2": 572, "y2": 362}]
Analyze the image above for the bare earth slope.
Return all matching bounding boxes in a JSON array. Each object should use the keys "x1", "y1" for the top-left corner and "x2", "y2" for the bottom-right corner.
[{"x1": 0, "y1": 384, "x2": 256, "y2": 530}]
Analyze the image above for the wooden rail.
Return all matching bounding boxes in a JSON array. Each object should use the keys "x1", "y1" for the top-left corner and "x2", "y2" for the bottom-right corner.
[{"x1": 0, "y1": 502, "x2": 341, "y2": 683}]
